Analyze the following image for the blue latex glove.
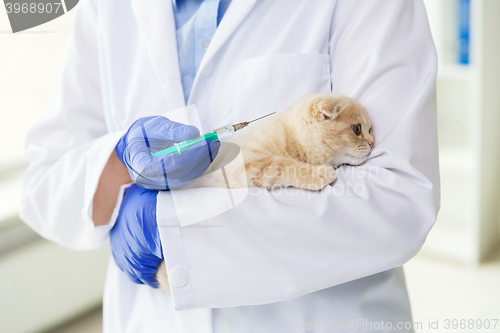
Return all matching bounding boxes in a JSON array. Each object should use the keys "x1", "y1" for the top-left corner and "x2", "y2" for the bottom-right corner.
[
  {"x1": 116, "y1": 116, "x2": 220, "y2": 190},
  {"x1": 110, "y1": 184, "x2": 162, "y2": 288}
]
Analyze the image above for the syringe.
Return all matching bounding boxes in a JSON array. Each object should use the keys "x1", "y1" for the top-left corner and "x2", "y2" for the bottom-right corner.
[{"x1": 151, "y1": 112, "x2": 276, "y2": 157}]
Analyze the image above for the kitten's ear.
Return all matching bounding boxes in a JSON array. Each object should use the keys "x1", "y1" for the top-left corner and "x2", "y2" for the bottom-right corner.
[
  {"x1": 312, "y1": 108, "x2": 331, "y2": 122},
  {"x1": 328, "y1": 104, "x2": 343, "y2": 119},
  {"x1": 310, "y1": 99, "x2": 343, "y2": 122}
]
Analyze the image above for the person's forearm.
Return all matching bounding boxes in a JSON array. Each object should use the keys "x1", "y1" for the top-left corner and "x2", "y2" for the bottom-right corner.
[{"x1": 93, "y1": 150, "x2": 132, "y2": 226}]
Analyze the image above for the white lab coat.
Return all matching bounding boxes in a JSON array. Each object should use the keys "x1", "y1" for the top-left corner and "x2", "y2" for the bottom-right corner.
[{"x1": 20, "y1": 0, "x2": 439, "y2": 332}]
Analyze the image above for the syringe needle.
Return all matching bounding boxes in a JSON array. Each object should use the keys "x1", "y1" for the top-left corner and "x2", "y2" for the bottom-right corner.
[
  {"x1": 248, "y1": 112, "x2": 276, "y2": 124},
  {"x1": 233, "y1": 112, "x2": 276, "y2": 132}
]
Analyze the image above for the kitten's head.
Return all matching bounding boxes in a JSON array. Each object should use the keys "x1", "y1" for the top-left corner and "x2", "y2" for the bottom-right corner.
[{"x1": 293, "y1": 94, "x2": 375, "y2": 167}]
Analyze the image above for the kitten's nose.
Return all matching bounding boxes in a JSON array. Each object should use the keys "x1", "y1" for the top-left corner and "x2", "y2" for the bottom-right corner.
[{"x1": 368, "y1": 141, "x2": 374, "y2": 149}]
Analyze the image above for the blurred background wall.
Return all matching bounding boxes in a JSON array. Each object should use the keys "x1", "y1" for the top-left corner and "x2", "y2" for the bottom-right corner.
[
  {"x1": 421, "y1": 0, "x2": 500, "y2": 264},
  {"x1": 0, "y1": 8, "x2": 110, "y2": 333},
  {"x1": 0, "y1": 0, "x2": 499, "y2": 332}
]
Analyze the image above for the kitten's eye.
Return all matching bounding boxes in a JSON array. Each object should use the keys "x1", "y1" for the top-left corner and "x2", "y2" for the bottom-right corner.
[
  {"x1": 352, "y1": 124, "x2": 362, "y2": 136},
  {"x1": 369, "y1": 128, "x2": 373, "y2": 134}
]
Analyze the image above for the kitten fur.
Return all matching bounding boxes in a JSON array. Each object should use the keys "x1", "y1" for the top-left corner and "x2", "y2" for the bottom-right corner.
[
  {"x1": 192, "y1": 93, "x2": 374, "y2": 190},
  {"x1": 155, "y1": 93, "x2": 374, "y2": 292}
]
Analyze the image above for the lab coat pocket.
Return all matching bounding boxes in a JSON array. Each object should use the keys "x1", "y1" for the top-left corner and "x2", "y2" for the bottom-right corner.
[{"x1": 234, "y1": 53, "x2": 331, "y2": 115}]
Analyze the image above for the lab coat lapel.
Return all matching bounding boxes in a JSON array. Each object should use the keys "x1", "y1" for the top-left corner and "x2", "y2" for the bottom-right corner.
[
  {"x1": 131, "y1": 0, "x2": 185, "y2": 110},
  {"x1": 189, "y1": 0, "x2": 257, "y2": 104}
]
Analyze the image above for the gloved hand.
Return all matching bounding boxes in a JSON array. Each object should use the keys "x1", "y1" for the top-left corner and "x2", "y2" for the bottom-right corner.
[
  {"x1": 110, "y1": 184, "x2": 162, "y2": 288},
  {"x1": 116, "y1": 116, "x2": 220, "y2": 190}
]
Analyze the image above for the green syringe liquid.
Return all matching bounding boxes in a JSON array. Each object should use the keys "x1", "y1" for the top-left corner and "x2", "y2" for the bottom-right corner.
[{"x1": 151, "y1": 125, "x2": 234, "y2": 157}]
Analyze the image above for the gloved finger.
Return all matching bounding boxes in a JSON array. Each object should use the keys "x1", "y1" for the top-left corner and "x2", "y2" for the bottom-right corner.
[
  {"x1": 130, "y1": 152, "x2": 195, "y2": 190},
  {"x1": 168, "y1": 157, "x2": 212, "y2": 189},
  {"x1": 179, "y1": 139, "x2": 220, "y2": 174},
  {"x1": 165, "y1": 140, "x2": 221, "y2": 188},
  {"x1": 146, "y1": 138, "x2": 217, "y2": 176},
  {"x1": 166, "y1": 139, "x2": 219, "y2": 178},
  {"x1": 127, "y1": 148, "x2": 185, "y2": 177},
  {"x1": 179, "y1": 138, "x2": 220, "y2": 163},
  {"x1": 141, "y1": 117, "x2": 200, "y2": 143},
  {"x1": 162, "y1": 120, "x2": 200, "y2": 142},
  {"x1": 120, "y1": 250, "x2": 158, "y2": 287}
]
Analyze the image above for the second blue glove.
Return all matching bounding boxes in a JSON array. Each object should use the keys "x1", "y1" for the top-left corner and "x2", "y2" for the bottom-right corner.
[{"x1": 109, "y1": 184, "x2": 162, "y2": 288}]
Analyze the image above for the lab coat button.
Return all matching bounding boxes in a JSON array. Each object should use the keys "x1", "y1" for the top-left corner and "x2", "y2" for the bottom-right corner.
[
  {"x1": 202, "y1": 41, "x2": 210, "y2": 50},
  {"x1": 169, "y1": 267, "x2": 189, "y2": 288}
]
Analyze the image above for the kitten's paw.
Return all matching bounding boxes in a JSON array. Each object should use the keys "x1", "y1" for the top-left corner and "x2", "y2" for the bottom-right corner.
[
  {"x1": 155, "y1": 260, "x2": 170, "y2": 293},
  {"x1": 305, "y1": 165, "x2": 337, "y2": 191},
  {"x1": 316, "y1": 164, "x2": 337, "y2": 187}
]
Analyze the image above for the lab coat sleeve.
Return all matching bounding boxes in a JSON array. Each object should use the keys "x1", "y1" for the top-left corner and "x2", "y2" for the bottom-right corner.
[
  {"x1": 19, "y1": 0, "x2": 125, "y2": 250},
  {"x1": 158, "y1": 0, "x2": 440, "y2": 310}
]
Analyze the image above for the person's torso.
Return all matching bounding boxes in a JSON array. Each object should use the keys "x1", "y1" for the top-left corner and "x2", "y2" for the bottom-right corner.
[{"x1": 97, "y1": 1, "x2": 414, "y2": 332}]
